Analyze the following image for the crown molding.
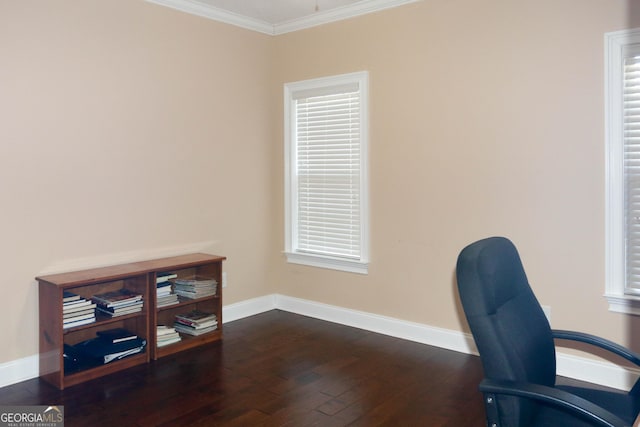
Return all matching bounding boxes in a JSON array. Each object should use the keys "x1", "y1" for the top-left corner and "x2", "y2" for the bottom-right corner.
[
  {"x1": 146, "y1": 0, "x2": 422, "y2": 36},
  {"x1": 146, "y1": 0, "x2": 275, "y2": 35},
  {"x1": 275, "y1": 0, "x2": 421, "y2": 35}
]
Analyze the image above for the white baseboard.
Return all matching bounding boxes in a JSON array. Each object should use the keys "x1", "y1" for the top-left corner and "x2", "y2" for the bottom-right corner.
[
  {"x1": 556, "y1": 351, "x2": 640, "y2": 391},
  {"x1": 222, "y1": 294, "x2": 277, "y2": 323},
  {"x1": 0, "y1": 354, "x2": 38, "y2": 389},
  {"x1": 3, "y1": 293, "x2": 637, "y2": 391},
  {"x1": 273, "y1": 294, "x2": 477, "y2": 354}
]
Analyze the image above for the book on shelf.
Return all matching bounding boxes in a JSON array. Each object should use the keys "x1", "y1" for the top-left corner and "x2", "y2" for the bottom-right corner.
[
  {"x1": 64, "y1": 297, "x2": 94, "y2": 307},
  {"x1": 156, "y1": 279, "x2": 178, "y2": 307},
  {"x1": 92, "y1": 289, "x2": 143, "y2": 308},
  {"x1": 96, "y1": 298, "x2": 143, "y2": 309},
  {"x1": 157, "y1": 325, "x2": 179, "y2": 337},
  {"x1": 175, "y1": 317, "x2": 217, "y2": 329},
  {"x1": 73, "y1": 336, "x2": 146, "y2": 365},
  {"x1": 172, "y1": 276, "x2": 217, "y2": 286},
  {"x1": 63, "y1": 333, "x2": 146, "y2": 372},
  {"x1": 63, "y1": 293, "x2": 93, "y2": 307},
  {"x1": 63, "y1": 312, "x2": 95, "y2": 324},
  {"x1": 171, "y1": 276, "x2": 218, "y2": 299},
  {"x1": 156, "y1": 272, "x2": 177, "y2": 284},
  {"x1": 63, "y1": 308, "x2": 95, "y2": 319},
  {"x1": 63, "y1": 300, "x2": 96, "y2": 313},
  {"x1": 92, "y1": 289, "x2": 143, "y2": 318},
  {"x1": 103, "y1": 347, "x2": 144, "y2": 363},
  {"x1": 96, "y1": 304, "x2": 143, "y2": 317},
  {"x1": 173, "y1": 289, "x2": 217, "y2": 299},
  {"x1": 173, "y1": 310, "x2": 218, "y2": 336},
  {"x1": 63, "y1": 291, "x2": 81, "y2": 303},
  {"x1": 156, "y1": 325, "x2": 182, "y2": 347},
  {"x1": 63, "y1": 316, "x2": 96, "y2": 329},
  {"x1": 157, "y1": 282, "x2": 172, "y2": 296},
  {"x1": 62, "y1": 293, "x2": 96, "y2": 328},
  {"x1": 96, "y1": 328, "x2": 138, "y2": 344},
  {"x1": 173, "y1": 323, "x2": 218, "y2": 336},
  {"x1": 157, "y1": 295, "x2": 179, "y2": 308},
  {"x1": 174, "y1": 310, "x2": 217, "y2": 327}
]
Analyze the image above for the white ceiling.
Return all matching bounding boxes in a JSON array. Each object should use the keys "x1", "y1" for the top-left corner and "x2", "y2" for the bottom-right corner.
[
  {"x1": 202, "y1": 0, "x2": 362, "y2": 24},
  {"x1": 146, "y1": 0, "x2": 420, "y2": 35}
]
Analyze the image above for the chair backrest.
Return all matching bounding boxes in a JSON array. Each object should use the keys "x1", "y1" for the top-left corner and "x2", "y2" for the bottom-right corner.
[{"x1": 456, "y1": 237, "x2": 557, "y2": 426}]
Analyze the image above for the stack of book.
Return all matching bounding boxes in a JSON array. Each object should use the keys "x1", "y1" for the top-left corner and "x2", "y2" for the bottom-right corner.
[
  {"x1": 72, "y1": 328, "x2": 146, "y2": 365},
  {"x1": 63, "y1": 291, "x2": 96, "y2": 329},
  {"x1": 172, "y1": 276, "x2": 218, "y2": 299},
  {"x1": 173, "y1": 310, "x2": 218, "y2": 336},
  {"x1": 156, "y1": 273, "x2": 179, "y2": 308},
  {"x1": 156, "y1": 325, "x2": 181, "y2": 347},
  {"x1": 92, "y1": 289, "x2": 143, "y2": 317}
]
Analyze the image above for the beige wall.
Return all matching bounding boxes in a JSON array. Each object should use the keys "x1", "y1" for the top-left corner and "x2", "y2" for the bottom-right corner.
[
  {"x1": 272, "y1": 0, "x2": 640, "y2": 351},
  {"x1": 0, "y1": 0, "x2": 274, "y2": 363},
  {"x1": 1, "y1": 0, "x2": 640, "y2": 368}
]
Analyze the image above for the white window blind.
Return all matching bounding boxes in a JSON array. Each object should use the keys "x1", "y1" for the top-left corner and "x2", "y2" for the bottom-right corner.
[
  {"x1": 624, "y1": 52, "x2": 640, "y2": 294},
  {"x1": 605, "y1": 28, "x2": 640, "y2": 313},
  {"x1": 296, "y1": 89, "x2": 361, "y2": 259},
  {"x1": 284, "y1": 72, "x2": 369, "y2": 274}
]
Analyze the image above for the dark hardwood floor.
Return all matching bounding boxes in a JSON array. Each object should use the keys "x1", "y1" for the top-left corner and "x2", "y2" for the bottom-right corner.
[{"x1": 0, "y1": 310, "x2": 488, "y2": 426}]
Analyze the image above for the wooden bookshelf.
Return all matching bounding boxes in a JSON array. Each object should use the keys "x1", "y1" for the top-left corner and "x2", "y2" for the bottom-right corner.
[{"x1": 36, "y1": 253, "x2": 225, "y2": 390}]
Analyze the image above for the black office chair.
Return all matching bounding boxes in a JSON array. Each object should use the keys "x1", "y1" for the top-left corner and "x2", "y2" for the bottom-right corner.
[{"x1": 456, "y1": 236, "x2": 640, "y2": 427}]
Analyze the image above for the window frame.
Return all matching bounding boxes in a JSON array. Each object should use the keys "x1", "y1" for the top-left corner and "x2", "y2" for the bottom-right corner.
[
  {"x1": 605, "y1": 27, "x2": 640, "y2": 314},
  {"x1": 283, "y1": 71, "x2": 370, "y2": 274}
]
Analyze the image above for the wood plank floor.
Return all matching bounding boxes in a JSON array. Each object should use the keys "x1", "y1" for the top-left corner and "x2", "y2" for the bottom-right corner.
[{"x1": 0, "y1": 310, "x2": 487, "y2": 426}]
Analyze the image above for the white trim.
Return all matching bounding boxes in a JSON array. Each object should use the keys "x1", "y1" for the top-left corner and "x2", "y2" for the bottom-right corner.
[
  {"x1": 605, "y1": 293, "x2": 640, "y2": 315},
  {"x1": 284, "y1": 251, "x2": 369, "y2": 274},
  {"x1": 145, "y1": 0, "x2": 274, "y2": 34},
  {"x1": 0, "y1": 354, "x2": 38, "y2": 389},
  {"x1": 605, "y1": 28, "x2": 633, "y2": 304},
  {"x1": 274, "y1": 294, "x2": 476, "y2": 353},
  {"x1": 222, "y1": 295, "x2": 277, "y2": 323},
  {"x1": 556, "y1": 351, "x2": 640, "y2": 391},
  {"x1": 4, "y1": 294, "x2": 637, "y2": 391},
  {"x1": 145, "y1": 0, "x2": 422, "y2": 36},
  {"x1": 284, "y1": 71, "x2": 370, "y2": 274},
  {"x1": 274, "y1": 0, "x2": 422, "y2": 35},
  {"x1": 605, "y1": 28, "x2": 640, "y2": 311},
  {"x1": 604, "y1": 29, "x2": 625, "y2": 302}
]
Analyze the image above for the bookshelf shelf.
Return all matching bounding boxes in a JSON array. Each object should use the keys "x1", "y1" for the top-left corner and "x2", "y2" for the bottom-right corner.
[
  {"x1": 62, "y1": 352, "x2": 148, "y2": 389},
  {"x1": 62, "y1": 311, "x2": 146, "y2": 335},
  {"x1": 36, "y1": 253, "x2": 225, "y2": 390}
]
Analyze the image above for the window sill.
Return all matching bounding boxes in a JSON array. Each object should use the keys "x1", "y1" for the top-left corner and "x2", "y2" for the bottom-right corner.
[
  {"x1": 284, "y1": 251, "x2": 368, "y2": 274},
  {"x1": 605, "y1": 293, "x2": 640, "y2": 315}
]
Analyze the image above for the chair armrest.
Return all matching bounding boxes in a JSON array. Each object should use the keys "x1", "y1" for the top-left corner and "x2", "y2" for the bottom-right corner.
[
  {"x1": 552, "y1": 329, "x2": 640, "y2": 367},
  {"x1": 480, "y1": 379, "x2": 631, "y2": 427}
]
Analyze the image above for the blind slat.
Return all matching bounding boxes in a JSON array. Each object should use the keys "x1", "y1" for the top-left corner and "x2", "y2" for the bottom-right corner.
[{"x1": 294, "y1": 85, "x2": 362, "y2": 259}]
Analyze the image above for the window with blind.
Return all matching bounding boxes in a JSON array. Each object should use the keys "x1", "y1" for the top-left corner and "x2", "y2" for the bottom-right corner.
[
  {"x1": 605, "y1": 28, "x2": 640, "y2": 313},
  {"x1": 284, "y1": 72, "x2": 369, "y2": 274}
]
